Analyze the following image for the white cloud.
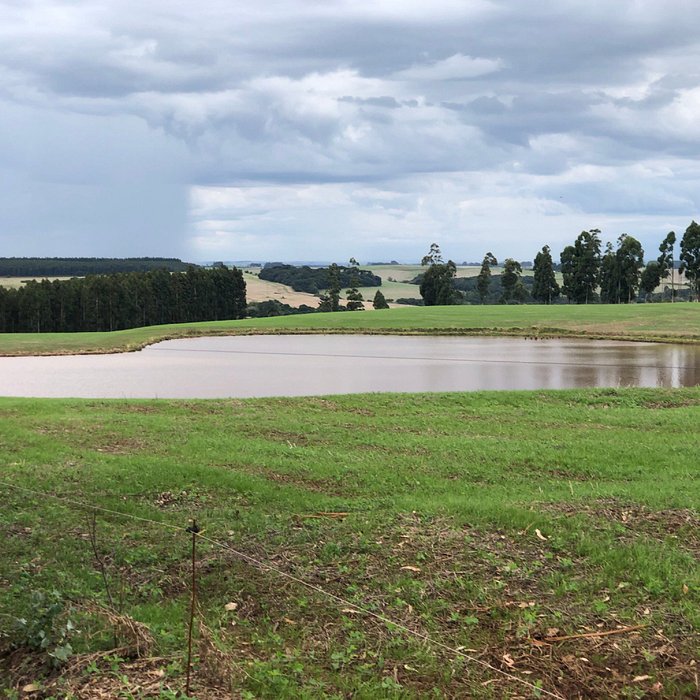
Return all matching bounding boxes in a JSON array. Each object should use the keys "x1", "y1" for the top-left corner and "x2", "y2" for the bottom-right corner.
[{"x1": 2, "y1": 0, "x2": 700, "y2": 259}]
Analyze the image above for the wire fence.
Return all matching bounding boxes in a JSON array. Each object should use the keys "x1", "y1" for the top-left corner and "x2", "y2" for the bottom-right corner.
[{"x1": 0, "y1": 479, "x2": 565, "y2": 699}]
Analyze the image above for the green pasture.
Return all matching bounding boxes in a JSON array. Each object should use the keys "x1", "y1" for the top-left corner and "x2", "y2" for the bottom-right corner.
[
  {"x1": 0, "y1": 303, "x2": 698, "y2": 357},
  {"x1": 1, "y1": 388, "x2": 698, "y2": 697}
]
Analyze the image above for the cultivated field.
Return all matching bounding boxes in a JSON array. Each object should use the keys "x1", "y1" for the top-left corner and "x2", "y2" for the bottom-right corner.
[
  {"x1": 241, "y1": 270, "x2": 320, "y2": 307},
  {"x1": 0, "y1": 276, "x2": 74, "y2": 289},
  {"x1": 1, "y1": 388, "x2": 698, "y2": 698}
]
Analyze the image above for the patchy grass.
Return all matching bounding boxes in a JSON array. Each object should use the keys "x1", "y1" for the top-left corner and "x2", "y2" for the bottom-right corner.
[
  {"x1": 0, "y1": 303, "x2": 699, "y2": 357},
  {"x1": 1, "y1": 388, "x2": 699, "y2": 698}
]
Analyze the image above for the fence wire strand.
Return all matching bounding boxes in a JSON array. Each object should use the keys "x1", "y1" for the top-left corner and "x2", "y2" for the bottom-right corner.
[{"x1": 0, "y1": 479, "x2": 565, "y2": 699}]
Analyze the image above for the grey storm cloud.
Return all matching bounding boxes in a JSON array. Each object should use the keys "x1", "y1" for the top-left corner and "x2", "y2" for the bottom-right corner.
[{"x1": 2, "y1": 0, "x2": 700, "y2": 259}]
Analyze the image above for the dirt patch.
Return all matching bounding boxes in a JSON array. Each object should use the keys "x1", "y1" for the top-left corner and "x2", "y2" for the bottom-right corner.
[
  {"x1": 0, "y1": 650, "x2": 231, "y2": 699},
  {"x1": 35, "y1": 424, "x2": 151, "y2": 455},
  {"x1": 2, "y1": 523, "x2": 33, "y2": 539},
  {"x1": 240, "y1": 427, "x2": 315, "y2": 446},
  {"x1": 91, "y1": 436, "x2": 151, "y2": 454},
  {"x1": 257, "y1": 468, "x2": 351, "y2": 496}
]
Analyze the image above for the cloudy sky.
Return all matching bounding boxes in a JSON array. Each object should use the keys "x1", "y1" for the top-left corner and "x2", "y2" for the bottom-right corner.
[{"x1": 2, "y1": 0, "x2": 700, "y2": 263}]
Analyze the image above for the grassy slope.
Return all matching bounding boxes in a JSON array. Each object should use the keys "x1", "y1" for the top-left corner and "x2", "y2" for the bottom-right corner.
[
  {"x1": 1, "y1": 389, "x2": 699, "y2": 698},
  {"x1": 1, "y1": 304, "x2": 699, "y2": 356}
]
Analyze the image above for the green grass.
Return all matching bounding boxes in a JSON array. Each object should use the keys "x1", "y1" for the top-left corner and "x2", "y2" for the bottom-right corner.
[
  {"x1": 1, "y1": 388, "x2": 698, "y2": 697},
  {"x1": 1, "y1": 303, "x2": 699, "y2": 357}
]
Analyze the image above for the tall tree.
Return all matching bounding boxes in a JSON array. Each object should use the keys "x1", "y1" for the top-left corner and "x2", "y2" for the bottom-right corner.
[
  {"x1": 500, "y1": 258, "x2": 523, "y2": 303},
  {"x1": 679, "y1": 221, "x2": 700, "y2": 301},
  {"x1": 616, "y1": 234, "x2": 644, "y2": 303},
  {"x1": 345, "y1": 257, "x2": 364, "y2": 311},
  {"x1": 599, "y1": 235, "x2": 644, "y2": 303},
  {"x1": 318, "y1": 263, "x2": 342, "y2": 312},
  {"x1": 639, "y1": 261, "x2": 661, "y2": 302},
  {"x1": 476, "y1": 252, "x2": 497, "y2": 304},
  {"x1": 421, "y1": 242, "x2": 443, "y2": 266},
  {"x1": 532, "y1": 245, "x2": 560, "y2": 304},
  {"x1": 657, "y1": 231, "x2": 676, "y2": 301},
  {"x1": 419, "y1": 244, "x2": 458, "y2": 305},
  {"x1": 560, "y1": 229, "x2": 602, "y2": 303},
  {"x1": 599, "y1": 242, "x2": 618, "y2": 303}
]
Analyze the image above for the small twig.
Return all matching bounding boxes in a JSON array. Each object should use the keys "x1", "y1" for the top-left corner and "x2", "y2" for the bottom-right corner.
[{"x1": 532, "y1": 624, "x2": 646, "y2": 644}]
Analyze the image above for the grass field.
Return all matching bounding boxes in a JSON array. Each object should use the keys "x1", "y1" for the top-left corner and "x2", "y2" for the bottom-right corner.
[
  {"x1": 0, "y1": 303, "x2": 699, "y2": 357},
  {"x1": 1, "y1": 388, "x2": 698, "y2": 698}
]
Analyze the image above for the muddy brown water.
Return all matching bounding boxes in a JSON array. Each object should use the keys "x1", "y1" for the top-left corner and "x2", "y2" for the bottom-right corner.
[{"x1": 0, "y1": 335, "x2": 698, "y2": 398}]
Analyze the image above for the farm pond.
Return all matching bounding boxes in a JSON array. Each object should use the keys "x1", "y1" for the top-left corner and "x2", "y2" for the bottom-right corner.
[{"x1": 0, "y1": 335, "x2": 699, "y2": 398}]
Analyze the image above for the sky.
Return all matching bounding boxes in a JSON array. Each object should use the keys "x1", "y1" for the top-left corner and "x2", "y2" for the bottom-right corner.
[{"x1": 2, "y1": 0, "x2": 700, "y2": 264}]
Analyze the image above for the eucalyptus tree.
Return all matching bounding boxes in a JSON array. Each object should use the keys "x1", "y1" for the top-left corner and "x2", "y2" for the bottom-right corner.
[
  {"x1": 532, "y1": 245, "x2": 560, "y2": 304},
  {"x1": 345, "y1": 257, "x2": 365, "y2": 311},
  {"x1": 419, "y1": 243, "x2": 458, "y2": 305},
  {"x1": 560, "y1": 229, "x2": 602, "y2": 303},
  {"x1": 615, "y1": 234, "x2": 644, "y2": 303},
  {"x1": 639, "y1": 261, "x2": 661, "y2": 302},
  {"x1": 599, "y1": 242, "x2": 618, "y2": 303},
  {"x1": 476, "y1": 252, "x2": 497, "y2": 304},
  {"x1": 318, "y1": 263, "x2": 342, "y2": 312},
  {"x1": 657, "y1": 231, "x2": 676, "y2": 301},
  {"x1": 501, "y1": 258, "x2": 524, "y2": 302},
  {"x1": 680, "y1": 221, "x2": 700, "y2": 300},
  {"x1": 599, "y1": 235, "x2": 644, "y2": 303}
]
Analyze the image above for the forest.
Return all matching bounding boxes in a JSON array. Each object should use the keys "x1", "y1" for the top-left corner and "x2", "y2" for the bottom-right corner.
[
  {"x1": 259, "y1": 263, "x2": 381, "y2": 293},
  {"x1": 0, "y1": 257, "x2": 192, "y2": 276},
  {"x1": 0, "y1": 266, "x2": 246, "y2": 333}
]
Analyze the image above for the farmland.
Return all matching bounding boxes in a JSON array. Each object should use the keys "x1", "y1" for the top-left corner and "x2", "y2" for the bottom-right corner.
[
  {"x1": 1, "y1": 388, "x2": 699, "y2": 697},
  {"x1": 0, "y1": 303, "x2": 698, "y2": 357},
  {"x1": 1, "y1": 304, "x2": 698, "y2": 698}
]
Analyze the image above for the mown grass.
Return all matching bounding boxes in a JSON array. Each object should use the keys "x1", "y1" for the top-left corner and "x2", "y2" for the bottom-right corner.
[
  {"x1": 1, "y1": 388, "x2": 698, "y2": 698},
  {"x1": 1, "y1": 303, "x2": 699, "y2": 357}
]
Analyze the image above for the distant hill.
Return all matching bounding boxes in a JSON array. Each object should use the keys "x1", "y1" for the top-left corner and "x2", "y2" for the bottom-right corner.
[{"x1": 0, "y1": 257, "x2": 195, "y2": 277}]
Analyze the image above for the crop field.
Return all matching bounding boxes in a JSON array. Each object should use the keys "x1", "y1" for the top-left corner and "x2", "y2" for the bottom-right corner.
[
  {"x1": 0, "y1": 277, "x2": 74, "y2": 289},
  {"x1": 0, "y1": 388, "x2": 698, "y2": 698}
]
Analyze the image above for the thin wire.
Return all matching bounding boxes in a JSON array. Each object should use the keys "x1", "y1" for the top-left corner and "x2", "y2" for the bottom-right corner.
[
  {"x1": 0, "y1": 479, "x2": 565, "y2": 699},
  {"x1": 197, "y1": 531, "x2": 565, "y2": 699},
  {"x1": 0, "y1": 480, "x2": 186, "y2": 534}
]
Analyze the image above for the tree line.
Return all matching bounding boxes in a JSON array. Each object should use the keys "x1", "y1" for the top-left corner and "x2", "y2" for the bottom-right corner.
[
  {"x1": 417, "y1": 221, "x2": 700, "y2": 306},
  {"x1": 0, "y1": 266, "x2": 246, "y2": 333},
  {"x1": 0, "y1": 257, "x2": 192, "y2": 277},
  {"x1": 259, "y1": 263, "x2": 381, "y2": 294}
]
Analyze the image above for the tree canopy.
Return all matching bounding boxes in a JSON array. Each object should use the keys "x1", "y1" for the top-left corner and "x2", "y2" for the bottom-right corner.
[
  {"x1": 259, "y1": 264, "x2": 380, "y2": 294},
  {"x1": 476, "y1": 252, "x2": 497, "y2": 304},
  {"x1": 532, "y1": 245, "x2": 560, "y2": 304},
  {"x1": 679, "y1": 221, "x2": 700, "y2": 300},
  {"x1": 500, "y1": 258, "x2": 525, "y2": 303},
  {"x1": 560, "y1": 229, "x2": 601, "y2": 304},
  {"x1": 419, "y1": 244, "x2": 458, "y2": 306}
]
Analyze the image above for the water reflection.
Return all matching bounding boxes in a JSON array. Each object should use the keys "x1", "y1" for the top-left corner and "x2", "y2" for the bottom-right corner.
[{"x1": 0, "y1": 335, "x2": 698, "y2": 398}]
